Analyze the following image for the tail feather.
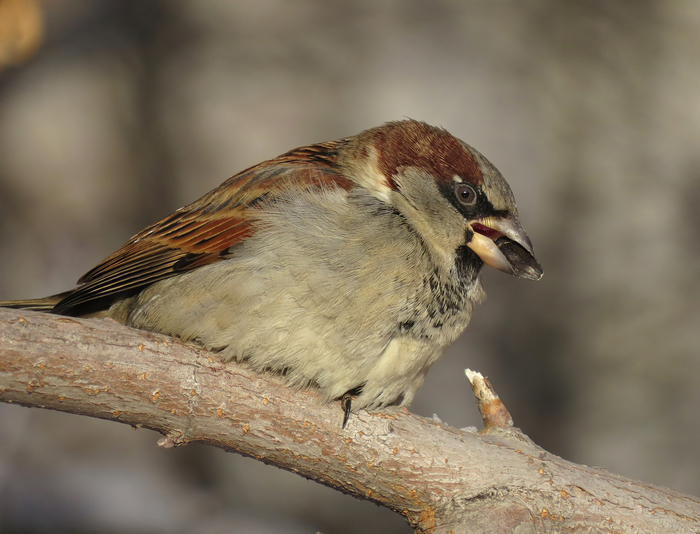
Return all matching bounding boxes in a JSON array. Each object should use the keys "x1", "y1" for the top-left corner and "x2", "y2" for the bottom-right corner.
[{"x1": 0, "y1": 290, "x2": 76, "y2": 313}]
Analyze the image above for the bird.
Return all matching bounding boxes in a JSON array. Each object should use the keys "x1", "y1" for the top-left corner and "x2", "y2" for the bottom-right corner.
[{"x1": 0, "y1": 120, "x2": 542, "y2": 426}]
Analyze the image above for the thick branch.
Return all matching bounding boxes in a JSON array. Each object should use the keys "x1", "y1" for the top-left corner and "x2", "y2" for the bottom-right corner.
[{"x1": 0, "y1": 308, "x2": 698, "y2": 533}]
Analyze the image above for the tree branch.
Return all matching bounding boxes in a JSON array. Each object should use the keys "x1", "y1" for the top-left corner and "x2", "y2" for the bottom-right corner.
[{"x1": 1, "y1": 308, "x2": 698, "y2": 533}]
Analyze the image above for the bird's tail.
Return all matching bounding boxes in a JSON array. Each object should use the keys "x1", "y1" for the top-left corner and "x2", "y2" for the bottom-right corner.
[{"x1": 0, "y1": 290, "x2": 75, "y2": 313}]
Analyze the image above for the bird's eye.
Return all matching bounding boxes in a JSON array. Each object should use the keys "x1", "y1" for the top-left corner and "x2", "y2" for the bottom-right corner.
[{"x1": 454, "y1": 183, "x2": 477, "y2": 206}]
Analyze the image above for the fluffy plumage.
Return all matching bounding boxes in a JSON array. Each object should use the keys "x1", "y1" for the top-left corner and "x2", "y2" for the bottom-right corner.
[{"x1": 1, "y1": 120, "x2": 542, "y2": 417}]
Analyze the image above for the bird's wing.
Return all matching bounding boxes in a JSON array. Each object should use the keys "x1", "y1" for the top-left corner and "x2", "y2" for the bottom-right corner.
[{"x1": 53, "y1": 141, "x2": 352, "y2": 315}]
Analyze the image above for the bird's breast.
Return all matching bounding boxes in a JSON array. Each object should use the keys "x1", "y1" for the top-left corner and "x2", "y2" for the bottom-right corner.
[{"x1": 122, "y1": 186, "x2": 485, "y2": 409}]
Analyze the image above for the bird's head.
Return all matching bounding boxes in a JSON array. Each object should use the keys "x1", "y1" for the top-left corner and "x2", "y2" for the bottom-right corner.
[{"x1": 344, "y1": 120, "x2": 543, "y2": 281}]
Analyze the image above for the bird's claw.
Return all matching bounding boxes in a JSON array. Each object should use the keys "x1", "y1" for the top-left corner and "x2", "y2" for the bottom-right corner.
[{"x1": 340, "y1": 393, "x2": 353, "y2": 428}]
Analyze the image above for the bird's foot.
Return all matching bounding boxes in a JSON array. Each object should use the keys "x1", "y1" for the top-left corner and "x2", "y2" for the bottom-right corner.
[
  {"x1": 340, "y1": 393, "x2": 353, "y2": 429},
  {"x1": 339, "y1": 384, "x2": 364, "y2": 428}
]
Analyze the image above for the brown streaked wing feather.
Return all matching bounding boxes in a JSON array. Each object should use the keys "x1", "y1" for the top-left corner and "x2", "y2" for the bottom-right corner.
[{"x1": 53, "y1": 143, "x2": 353, "y2": 315}]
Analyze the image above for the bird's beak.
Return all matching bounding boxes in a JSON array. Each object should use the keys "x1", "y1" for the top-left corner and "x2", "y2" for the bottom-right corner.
[{"x1": 467, "y1": 217, "x2": 543, "y2": 280}]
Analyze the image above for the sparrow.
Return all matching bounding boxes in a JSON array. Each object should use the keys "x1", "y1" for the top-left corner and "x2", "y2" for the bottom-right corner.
[{"x1": 1, "y1": 120, "x2": 542, "y2": 425}]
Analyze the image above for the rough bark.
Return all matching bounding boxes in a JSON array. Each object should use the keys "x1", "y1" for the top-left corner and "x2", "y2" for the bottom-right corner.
[{"x1": 0, "y1": 307, "x2": 698, "y2": 533}]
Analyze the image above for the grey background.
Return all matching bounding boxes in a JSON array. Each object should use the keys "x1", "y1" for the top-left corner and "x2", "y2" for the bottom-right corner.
[{"x1": 1, "y1": 1, "x2": 699, "y2": 533}]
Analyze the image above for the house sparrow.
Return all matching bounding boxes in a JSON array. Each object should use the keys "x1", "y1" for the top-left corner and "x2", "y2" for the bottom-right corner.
[{"x1": 1, "y1": 120, "x2": 542, "y2": 425}]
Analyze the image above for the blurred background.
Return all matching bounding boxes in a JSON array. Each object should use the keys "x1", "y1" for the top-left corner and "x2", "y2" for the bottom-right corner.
[{"x1": 1, "y1": 1, "x2": 699, "y2": 532}]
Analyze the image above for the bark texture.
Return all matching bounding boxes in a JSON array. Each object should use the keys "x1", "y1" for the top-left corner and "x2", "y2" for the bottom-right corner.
[{"x1": 0, "y1": 308, "x2": 698, "y2": 533}]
